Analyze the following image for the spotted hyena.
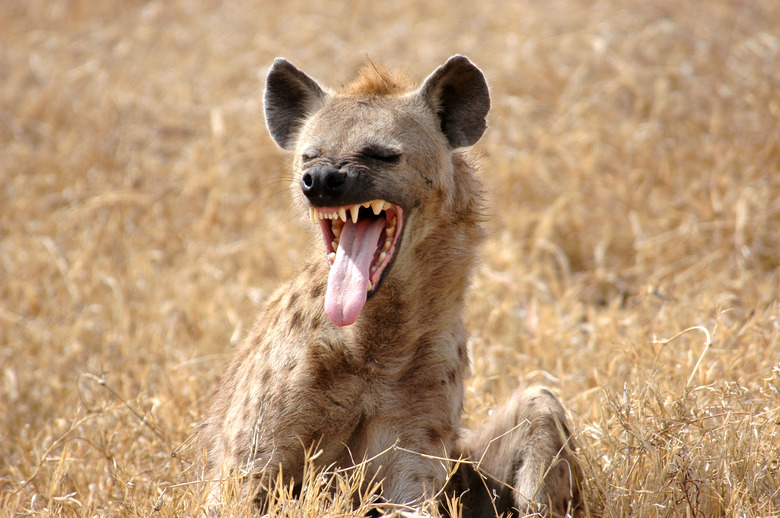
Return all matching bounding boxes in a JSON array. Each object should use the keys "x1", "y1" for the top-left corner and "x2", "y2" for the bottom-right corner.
[{"x1": 200, "y1": 56, "x2": 581, "y2": 516}]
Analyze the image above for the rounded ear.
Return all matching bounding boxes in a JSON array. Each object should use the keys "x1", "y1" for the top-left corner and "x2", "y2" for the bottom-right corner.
[
  {"x1": 418, "y1": 55, "x2": 491, "y2": 149},
  {"x1": 264, "y1": 58, "x2": 327, "y2": 150}
]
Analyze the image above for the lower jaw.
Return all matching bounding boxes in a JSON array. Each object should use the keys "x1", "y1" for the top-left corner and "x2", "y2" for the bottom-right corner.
[{"x1": 317, "y1": 204, "x2": 404, "y2": 294}]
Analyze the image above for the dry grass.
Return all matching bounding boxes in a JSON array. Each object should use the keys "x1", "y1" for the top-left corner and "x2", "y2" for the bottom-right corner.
[{"x1": 2, "y1": 0, "x2": 779, "y2": 516}]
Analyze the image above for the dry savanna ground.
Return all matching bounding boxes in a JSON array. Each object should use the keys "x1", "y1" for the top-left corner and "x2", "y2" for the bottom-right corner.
[{"x1": 1, "y1": 0, "x2": 779, "y2": 516}]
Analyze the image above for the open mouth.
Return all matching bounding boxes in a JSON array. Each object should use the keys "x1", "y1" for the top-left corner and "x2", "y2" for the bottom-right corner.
[{"x1": 309, "y1": 200, "x2": 403, "y2": 326}]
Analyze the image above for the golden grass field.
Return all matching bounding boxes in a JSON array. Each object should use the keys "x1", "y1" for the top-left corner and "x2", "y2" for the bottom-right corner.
[{"x1": 2, "y1": 0, "x2": 779, "y2": 516}]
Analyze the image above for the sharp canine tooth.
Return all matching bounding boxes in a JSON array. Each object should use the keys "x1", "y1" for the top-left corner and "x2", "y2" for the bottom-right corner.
[
  {"x1": 339, "y1": 207, "x2": 347, "y2": 222},
  {"x1": 351, "y1": 205, "x2": 359, "y2": 224},
  {"x1": 371, "y1": 200, "x2": 382, "y2": 215}
]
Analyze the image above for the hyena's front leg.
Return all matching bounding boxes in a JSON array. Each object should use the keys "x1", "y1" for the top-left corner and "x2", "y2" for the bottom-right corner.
[
  {"x1": 359, "y1": 408, "x2": 458, "y2": 513},
  {"x1": 458, "y1": 386, "x2": 581, "y2": 518},
  {"x1": 373, "y1": 446, "x2": 451, "y2": 514}
]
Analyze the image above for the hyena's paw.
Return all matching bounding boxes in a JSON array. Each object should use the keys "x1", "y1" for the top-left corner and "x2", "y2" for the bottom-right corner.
[{"x1": 460, "y1": 386, "x2": 581, "y2": 517}]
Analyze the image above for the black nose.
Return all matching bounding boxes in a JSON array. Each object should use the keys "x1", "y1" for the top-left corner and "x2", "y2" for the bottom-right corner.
[{"x1": 301, "y1": 166, "x2": 347, "y2": 201}]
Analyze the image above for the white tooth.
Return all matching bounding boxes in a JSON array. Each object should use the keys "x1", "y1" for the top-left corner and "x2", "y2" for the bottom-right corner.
[
  {"x1": 339, "y1": 207, "x2": 347, "y2": 222},
  {"x1": 351, "y1": 205, "x2": 359, "y2": 224},
  {"x1": 371, "y1": 200, "x2": 383, "y2": 215},
  {"x1": 310, "y1": 208, "x2": 317, "y2": 224},
  {"x1": 391, "y1": 216, "x2": 397, "y2": 227},
  {"x1": 378, "y1": 251, "x2": 387, "y2": 264},
  {"x1": 333, "y1": 225, "x2": 342, "y2": 237},
  {"x1": 319, "y1": 211, "x2": 325, "y2": 220},
  {"x1": 383, "y1": 238, "x2": 391, "y2": 251},
  {"x1": 370, "y1": 265, "x2": 378, "y2": 273},
  {"x1": 386, "y1": 226, "x2": 395, "y2": 237},
  {"x1": 331, "y1": 240, "x2": 338, "y2": 250},
  {"x1": 367, "y1": 280, "x2": 373, "y2": 292},
  {"x1": 328, "y1": 252, "x2": 336, "y2": 263}
]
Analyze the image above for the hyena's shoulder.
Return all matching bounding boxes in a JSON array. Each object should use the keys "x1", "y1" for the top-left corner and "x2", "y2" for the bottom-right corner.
[{"x1": 201, "y1": 258, "x2": 345, "y2": 466}]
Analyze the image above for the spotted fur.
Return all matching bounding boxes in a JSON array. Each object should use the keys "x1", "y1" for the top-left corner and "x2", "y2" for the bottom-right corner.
[{"x1": 200, "y1": 56, "x2": 580, "y2": 517}]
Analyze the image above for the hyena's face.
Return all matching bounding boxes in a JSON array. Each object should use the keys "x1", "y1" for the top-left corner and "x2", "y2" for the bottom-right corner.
[{"x1": 264, "y1": 57, "x2": 490, "y2": 326}]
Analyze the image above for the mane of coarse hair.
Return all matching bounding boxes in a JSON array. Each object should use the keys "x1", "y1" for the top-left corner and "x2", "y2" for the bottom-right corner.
[{"x1": 340, "y1": 60, "x2": 415, "y2": 97}]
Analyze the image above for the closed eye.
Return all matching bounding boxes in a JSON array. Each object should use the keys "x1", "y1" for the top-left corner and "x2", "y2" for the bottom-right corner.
[
  {"x1": 360, "y1": 146, "x2": 402, "y2": 164},
  {"x1": 301, "y1": 146, "x2": 321, "y2": 163}
]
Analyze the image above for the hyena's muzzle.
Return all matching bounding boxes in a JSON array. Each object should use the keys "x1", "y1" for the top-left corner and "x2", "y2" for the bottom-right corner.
[{"x1": 301, "y1": 162, "x2": 404, "y2": 327}]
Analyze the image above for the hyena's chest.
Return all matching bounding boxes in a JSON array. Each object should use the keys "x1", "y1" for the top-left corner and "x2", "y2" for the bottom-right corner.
[{"x1": 244, "y1": 328, "x2": 465, "y2": 434}]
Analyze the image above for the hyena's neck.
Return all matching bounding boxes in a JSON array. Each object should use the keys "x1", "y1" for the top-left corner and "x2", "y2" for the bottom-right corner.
[{"x1": 349, "y1": 152, "x2": 486, "y2": 354}]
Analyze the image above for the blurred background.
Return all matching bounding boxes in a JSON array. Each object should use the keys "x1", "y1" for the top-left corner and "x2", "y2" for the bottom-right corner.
[{"x1": 1, "y1": 0, "x2": 778, "y2": 515}]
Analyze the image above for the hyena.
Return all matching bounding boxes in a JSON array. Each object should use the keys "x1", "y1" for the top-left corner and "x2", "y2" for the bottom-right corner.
[{"x1": 200, "y1": 56, "x2": 581, "y2": 516}]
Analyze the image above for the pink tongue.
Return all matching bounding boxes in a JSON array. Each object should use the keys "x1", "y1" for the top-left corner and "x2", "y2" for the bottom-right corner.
[{"x1": 325, "y1": 217, "x2": 385, "y2": 326}]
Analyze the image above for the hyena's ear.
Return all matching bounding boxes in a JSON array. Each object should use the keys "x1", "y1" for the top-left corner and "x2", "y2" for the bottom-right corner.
[
  {"x1": 264, "y1": 58, "x2": 327, "y2": 150},
  {"x1": 419, "y1": 55, "x2": 490, "y2": 149}
]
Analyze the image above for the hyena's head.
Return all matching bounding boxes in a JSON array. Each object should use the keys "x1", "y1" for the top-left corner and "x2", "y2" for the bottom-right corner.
[{"x1": 264, "y1": 56, "x2": 490, "y2": 327}]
